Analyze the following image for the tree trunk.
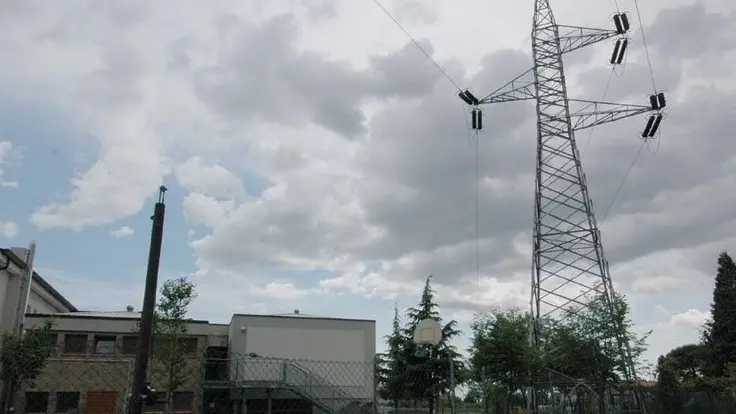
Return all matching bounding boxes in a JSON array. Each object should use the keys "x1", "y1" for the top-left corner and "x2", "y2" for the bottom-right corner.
[{"x1": 2, "y1": 380, "x2": 18, "y2": 414}]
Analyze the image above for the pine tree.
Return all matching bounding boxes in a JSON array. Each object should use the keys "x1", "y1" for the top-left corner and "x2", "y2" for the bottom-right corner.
[
  {"x1": 378, "y1": 304, "x2": 408, "y2": 408},
  {"x1": 703, "y1": 252, "x2": 736, "y2": 377},
  {"x1": 403, "y1": 276, "x2": 463, "y2": 413}
]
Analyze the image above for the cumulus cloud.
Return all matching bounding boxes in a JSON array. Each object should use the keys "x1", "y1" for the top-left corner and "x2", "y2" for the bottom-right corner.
[
  {"x1": 0, "y1": 140, "x2": 21, "y2": 188},
  {"x1": 176, "y1": 157, "x2": 247, "y2": 200},
  {"x1": 3, "y1": 0, "x2": 735, "y2": 362},
  {"x1": 670, "y1": 309, "x2": 710, "y2": 329},
  {"x1": 109, "y1": 226, "x2": 134, "y2": 238},
  {"x1": 0, "y1": 221, "x2": 18, "y2": 238}
]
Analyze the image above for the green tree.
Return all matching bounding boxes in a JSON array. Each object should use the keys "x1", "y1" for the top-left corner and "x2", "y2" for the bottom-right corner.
[
  {"x1": 0, "y1": 320, "x2": 56, "y2": 412},
  {"x1": 152, "y1": 277, "x2": 198, "y2": 413},
  {"x1": 560, "y1": 292, "x2": 649, "y2": 380},
  {"x1": 378, "y1": 304, "x2": 409, "y2": 407},
  {"x1": 702, "y1": 252, "x2": 736, "y2": 378},
  {"x1": 403, "y1": 276, "x2": 464, "y2": 413},
  {"x1": 543, "y1": 293, "x2": 648, "y2": 412},
  {"x1": 468, "y1": 309, "x2": 540, "y2": 409}
]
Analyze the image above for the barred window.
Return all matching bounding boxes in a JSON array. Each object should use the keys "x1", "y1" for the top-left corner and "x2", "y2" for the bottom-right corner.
[
  {"x1": 64, "y1": 334, "x2": 87, "y2": 354},
  {"x1": 25, "y1": 392, "x2": 49, "y2": 413},
  {"x1": 55, "y1": 392, "x2": 80, "y2": 413}
]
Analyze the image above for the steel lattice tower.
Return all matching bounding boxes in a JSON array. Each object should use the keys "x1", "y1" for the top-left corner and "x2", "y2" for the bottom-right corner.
[{"x1": 459, "y1": 0, "x2": 665, "y2": 408}]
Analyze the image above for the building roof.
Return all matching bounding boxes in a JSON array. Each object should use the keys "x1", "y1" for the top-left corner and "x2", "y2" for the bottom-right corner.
[
  {"x1": 55, "y1": 311, "x2": 141, "y2": 319},
  {"x1": 234, "y1": 311, "x2": 375, "y2": 323},
  {"x1": 1, "y1": 248, "x2": 77, "y2": 312},
  {"x1": 33, "y1": 310, "x2": 211, "y2": 324}
]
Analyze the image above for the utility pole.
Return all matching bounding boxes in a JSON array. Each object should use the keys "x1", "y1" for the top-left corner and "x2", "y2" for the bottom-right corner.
[
  {"x1": 13, "y1": 241, "x2": 36, "y2": 336},
  {"x1": 129, "y1": 186, "x2": 168, "y2": 414},
  {"x1": 459, "y1": 0, "x2": 665, "y2": 411}
]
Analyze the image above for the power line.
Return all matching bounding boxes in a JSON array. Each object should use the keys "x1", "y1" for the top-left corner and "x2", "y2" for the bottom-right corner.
[
  {"x1": 370, "y1": 0, "x2": 463, "y2": 91},
  {"x1": 602, "y1": 140, "x2": 645, "y2": 220},
  {"x1": 632, "y1": 0, "x2": 657, "y2": 92}
]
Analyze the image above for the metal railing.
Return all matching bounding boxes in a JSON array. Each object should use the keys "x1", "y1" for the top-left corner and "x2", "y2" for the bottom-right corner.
[{"x1": 219, "y1": 356, "x2": 372, "y2": 413}]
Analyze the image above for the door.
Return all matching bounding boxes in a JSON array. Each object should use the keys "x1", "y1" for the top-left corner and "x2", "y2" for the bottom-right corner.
[{"x1": 85, "y1": 391, "x2": 117, "y2": 414}]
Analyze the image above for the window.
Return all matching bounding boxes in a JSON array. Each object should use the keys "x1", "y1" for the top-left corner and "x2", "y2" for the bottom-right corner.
[
  {"x1": 94, "y1": 335, "x2": 116, "y2": 354},
  {"x1": 64, "y1": 334, "x2": 88, "y2": 354},
  {"x1": 55, "y1": 392, "x2": 80, "y2": 413},
  {"x1": 24, "y1": 392, "x2": 49, "y2": 413},
  {"x1": 182, "y1": 338, "x2": 198, "y2": 356},
  {"x1": 48, "y1": 333, "x2": 59, "y2": 355},
  {"x1": 122, "y1": 336, "x2": 138, "y2": 355},
  {"x1": 172, "y1": 392, "x2": 194, "y2": 411}
]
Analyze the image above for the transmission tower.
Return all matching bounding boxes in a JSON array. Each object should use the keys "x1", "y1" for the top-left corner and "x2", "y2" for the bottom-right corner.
[{"x1": 459, "y1": 0, "x2": 665, "y2": 410}]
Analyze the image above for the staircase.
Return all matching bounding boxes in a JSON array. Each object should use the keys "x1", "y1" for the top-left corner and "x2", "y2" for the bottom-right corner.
[
  {"x1": 284, "y1": 361, "x2": 359, "y2": 413},
  {"x1": 229, "y1": 357, "x2": 368, "y2": 414}
]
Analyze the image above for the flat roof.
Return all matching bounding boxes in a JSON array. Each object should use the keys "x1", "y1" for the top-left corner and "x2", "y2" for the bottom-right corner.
[
  {"x1": 233, "y1": 312, "x2": 375, "y2": 323},
  {"x1": 26, "y1": 311, "x2": 211, "y2": 324},
  {"x1": 2, "y1": 248, "x2": 77, "y2": 312}
]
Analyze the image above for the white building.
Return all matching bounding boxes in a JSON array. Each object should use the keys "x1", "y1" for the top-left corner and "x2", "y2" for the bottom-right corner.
[
  {"x1": 228, "y1": 312, "x2": 376, "y2": 412},
  {"x1": 0, "y1": 247, "x2": 77, "y2": 332}
]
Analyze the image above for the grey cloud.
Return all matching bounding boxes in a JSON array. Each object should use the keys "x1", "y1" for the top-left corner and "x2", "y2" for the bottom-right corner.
[
  {"x1": 368, "y1": 40, "x2": 443, "y2": 97},
  {"x1": 648, "y1": 3, "x2": 736, "y2": 61},
  {"x1": 298, "y1": 0, "x2": 337, "y2": 21},
  {"x1": 574, "y1": 59, "x2": 683, "y2": 102},
  {"x1": 355, "y1": 73, "x2": 534, "y2": 265},
  {"x1": 186, "y1": 1, "x2": 736, "y2": 314},
  {"x1": 392, "y1": 0, "x2": 438, "y2": 26},
  {"x1": 194, "y1": 14, "x2": 442, "y2": 138},
  {"x1": 76, "y1": 43, "x2": 144, "y2": 110},
  {"x1": 349, "y1": 4, "x2": 736, "y2": 288}
]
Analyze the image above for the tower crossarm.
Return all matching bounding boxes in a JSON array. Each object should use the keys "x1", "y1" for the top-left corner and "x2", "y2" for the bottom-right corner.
[
  {"x1": 569, "y1": 99, "x2": 653, "y2": 131},
  {"x1": 479, "y1": 68, "x2": 536, "y2": 104},
  {"x1": 557, "y1": 25, "x2": 619, "y2": 55}
]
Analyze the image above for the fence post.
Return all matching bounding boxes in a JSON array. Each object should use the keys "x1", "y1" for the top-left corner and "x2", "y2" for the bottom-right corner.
[
  {"x1": 481, "y1": 366, "x2": 489, "y2": 414},
  {"x1": 373, "y1": 356, "x2": 379, "y2": 414}
]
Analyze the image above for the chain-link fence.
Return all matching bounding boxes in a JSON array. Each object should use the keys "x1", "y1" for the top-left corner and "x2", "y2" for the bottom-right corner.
[
  {"x1": 639, "y1": 388, "x2": 736, "y2": 414},
  {"x1": 4, "y1": 343, "x2": 377, "y2": 414},
  {"x1": 376, "y1": 355, "x2": 464, "y2": 414}
]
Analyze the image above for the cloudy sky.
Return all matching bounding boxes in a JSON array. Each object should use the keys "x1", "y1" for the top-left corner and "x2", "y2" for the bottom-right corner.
[{"x1": 1, "y1": 0, "x2": 735, "y2": 366}]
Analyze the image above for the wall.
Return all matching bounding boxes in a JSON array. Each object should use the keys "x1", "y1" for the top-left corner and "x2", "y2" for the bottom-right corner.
[
  {"x1": 228, "y1": 315, "x2": 376, "y2": 400},
  {"x1": 0, "y1": 256, "x2": 25, "y2": 332},
  {"x1": 20, "y1": 316, "x2": 230, "y2": 413},
  {"x1": 0, "y1": 249, "x2": 75, "y2": 334}
]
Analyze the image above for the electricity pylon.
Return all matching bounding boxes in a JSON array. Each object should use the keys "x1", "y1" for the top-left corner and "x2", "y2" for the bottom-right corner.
[{"x1": 459, "y1": 0, "x2": 665, "y2": 410}]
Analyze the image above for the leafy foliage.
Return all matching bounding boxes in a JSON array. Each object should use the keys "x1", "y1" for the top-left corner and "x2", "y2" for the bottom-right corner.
[
  {"x1": 557, "y1": 292, "x2": 650, "y2": 382},
  {"x1": 648, "y1": 252, "x2": 736, "y2": 412},
  {"x1": 469, "y1": 310, "x2": 539, "y2": 397},
  {"x1": 0, "y1": 319, "x2": 56, "y2": 385},
  {"x1": 465, "y1": 293, "x2": 646, "y2": 411},
  {"x1": 153, "y1": 276, "x2": 197, "y2": 396},
  {"x1": 378, "y1": 276, "x2": 465, "y2": 410},
  {"x1": 0, "y1": 319, "x2": 56, "y2": 412},
  {"x1": 376, "y1": 304, "x2": 408, "y2": 406},
  {"x1": 702, "y1": 252, "x2": 736, "y2": 377}
]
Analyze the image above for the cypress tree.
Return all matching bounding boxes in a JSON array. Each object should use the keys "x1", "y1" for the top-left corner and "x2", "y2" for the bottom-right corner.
[
  {"x1": 380, "y1": 304, "x2": 408, "y2": 408},
  {"x1": 404, "y1": 276, "x2": 463, "y2": 413},
  {"x1": 703, "y1": 252, "x2": 736, "y2": 377}
]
